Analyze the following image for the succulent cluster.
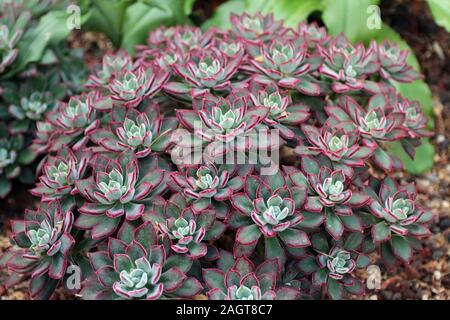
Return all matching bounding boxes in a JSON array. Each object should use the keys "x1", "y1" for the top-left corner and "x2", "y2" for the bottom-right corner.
[
  {"x1": 1, "y1": 13, "x2": 434, "y2": 300},
  {"x1": 0, "y1": 1, "x2": 88, "y2": 198}
]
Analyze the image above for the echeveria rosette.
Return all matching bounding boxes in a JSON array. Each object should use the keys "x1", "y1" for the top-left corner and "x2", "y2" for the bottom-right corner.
[
  {"x1": 204, "y1": 252, "x2": 300, "y2": 300},
  {"x1": 391, "y1": 94, "x2": 431, "y2": 139},
  {"x1": 9, "y1": 92, "x2": 56, "y2": 121},
  {"x1": 377, "y1": 41, "x2": 422, "y2": 83},
  {"x1": 177, "y1": 93, "x2": 270, "y2": 159},
  {"x1": 164, "y1": 47, "x2": 242, "y2": 99},
  {"x1": 230, "y1": 12, "x2": 286, "y2": 44},
  {"x1": 247, "y1": 83, "x2": 310, "y2": 140},
  {"x1": 91, "y1": 103, "x2": 177, "y2": 158},
  {"x1": 74, "y1": 152, "x2": 166, "y2": 239},
  {"x1": 42, "y1": 92, "x2": 101, "y2": 153},
  {"x1": 86, "y1": 50, "x2": 133, "y2": 89},
  {"x1": 109, "y1": 64, "x2": 169, "y2": 108},
  {"x1": 30, "y1": 146, "x2": 90, "y2": 204},
  {"x1": 0, "y1": 201, "x2": 75, "y2": 299},
  {"x1": 80, "y1": 222, "x2": 202, "y2": 300},
  {"x1": 285, "y1": 160, "x2": 370, "y2": 240},
  {"x1": 246, "y1": 38, "x2": 321, "y2": 96},
  {"x1": 297, "y1": 234, "x2": 366, "y2": 300},
  {"x1": 324, "y1": 95, "x2": 410, "y2": 173},
  {"x1": 145, "y1": 194, "x2": 226, "y2": 259},
  {"x1": 295, "y1": 22, "x2": 330, "y2": 50},
  {"x1": 325, "y1": 95, "x2": 408, "y2": 141},
  {"x1": 296, "y1": 121, "x2": 376, "y2": 177},
  {"x1": 0, "y1": 10, "x2": 30, "y2": 73},
  {"x1": 230, "y1": 171, "x2": 310, "y2": 266},
  {"x1": 170, "y1": 162, "x2": 245, "y2": 215},
  {"x1": 317, "y1": 35, "x2": 379, "y2": 93},
  {"x1": 366, "y1": 177, "x2": 433, "y2": 267}
]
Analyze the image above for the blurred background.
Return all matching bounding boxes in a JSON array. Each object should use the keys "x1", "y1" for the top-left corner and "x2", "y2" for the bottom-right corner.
[{"x1": 0, "y1": 0, "x2": 448, "y2": 299}]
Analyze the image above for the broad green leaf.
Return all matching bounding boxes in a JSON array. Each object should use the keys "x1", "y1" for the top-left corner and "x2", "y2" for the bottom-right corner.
[
  {"x1": 2, "y1": 10, "x2": 87, "y2": 79},
  {"x1": 387, "y1": 139, "x2": 435, "y2": 175},
  {"x1": 322, "y1": 0, "x2": 381, "y2": 43},
  {"x1": 372, "y1": 24, "x2": 434, "y2": 120},
  {"x1": 121, "y1": 3, "x2": 171, "y2": 54},
  {"x1": 202, "y1": 0, "x2": 324, "y2": 30},
  {"x1": 81, "y1": 0, "x2": 130, "y2": 46},
  {"x1": 426, "y1": 0, "x2": 450, "y2": 32}
]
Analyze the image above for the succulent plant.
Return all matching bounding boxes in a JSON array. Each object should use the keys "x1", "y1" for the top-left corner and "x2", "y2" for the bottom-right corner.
[
  {"x1": 80, "y1": 222, "x2": 202, "y2": 300},
  {"x1": 144, "y1": 193, "x2": 226, "y2": 259},
  {"x1": 377, "y1": 41, "x2": 422, "y2": 82},
  {"x1": 30, "y1": 146, "x2": 90, "y2": 205},
  {"x1": 204, "y1": 252, "x2": 300, "y2": 300},
  {"x1": 296, "y1": 121, "x2": 376, "y2": 176},
  {"x1": 246, "y1": 37, "x2": 321, "y2": 95},
  {"x1": 230, "y1": 12, "x2": 286, "y2": 44},
  {"x1": 297, "y1": 234, "x2": 366, "y2": 300},
  {"x1": 247, "y1": 82, "x2": 310, "y2": 140},
  {"x1": 90, "y1": 103, "x2": 177, "y2": 158},
  {"x1": 0, "y1": 121, "x2": 36, "y2": 197},
  {"x1": 170, "y1": 162, "x2": 246, "y2": 216},
  {"x1": 0, "y1": 13, "x2": 434, "y2": 301},
  {"x1": 108, "y1": 65, "x2": 169, "y2": 108},
  {"x1": 0, "y1": 201, "x2": 74, "y2": 299},
  {"x1": 87, "y1": 50, "x2": 133, "y2": 89},
  {"x1": 164, "y1": 47, "x2": 242, "y2": 99},
  {"x1": 74, "y1": 152, "x2": 166, "y2": 239},
  {"x1": 366, "y1": 177, "x2": 433, "y2": 266},
  {"x1": 318, "y1": 35, "x2": 378, "y2": 93},
  {"x1": 177, "y1": 93, "x2": 270, "y2": 159},
  {"x1": 295, "y1": 22, "x2": 330, "y2": 49},
  {"x1": 230, "y1": 170, "x2": 310, "y2": 266}
]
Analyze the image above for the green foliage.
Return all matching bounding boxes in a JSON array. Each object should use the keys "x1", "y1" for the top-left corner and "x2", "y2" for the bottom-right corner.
[
  {"x1": 80, "y1": 0, "x2": 196, "y2": 54},
  {"x1": 202, "y1": 0, "x2": 324, "y2": 30},
  {"x1": 426, "y1": 0, "x2": 450, "y2": 32}
]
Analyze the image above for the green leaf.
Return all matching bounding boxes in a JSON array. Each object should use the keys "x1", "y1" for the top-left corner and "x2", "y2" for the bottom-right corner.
[
  {"x1": 325, "y1": 212, "x2": 344, "y2": 240},
  {"x1": 121, "y1": 0, "x2": 195, "y2": 54},
  {"x1": 344, "y1": 232, "x2": 364, "y2": 250},
  {"x1": 279, "y1": 228, "x2": 311, "y2": 248},
  {"x1": 327, "y1": 277, "x2": 343, "y2": 300},
  {"x1": 17, "y1": 148, "x2": 37, "y2": 165},
  {"x1": 387, "y1": 139, "x2": 435, "y2": 174},
  {"x1": 202, "y1": 0, "x2": 324, "y2": 30},
  {"x1": 426, "y1": 0, "x2": 450, "y2": 32},
  {"x1": 312, "y1": 268, "x2": 328, "y2": 286},
  {"x1": 82, "y1": 0, "x2": 130, "y2": 46},
  {"x1": 372, "y1": 222, "x2": 391, "y2": 243},
  {"x1": 322, "y1": 0, "x2": 381, "y2": 43},
  {"x1": 356, "y1": 254, "x2": 370, "y2": 268},
  {"x1": 372, "y1": 24, "x2": 434, "y2": 120},
  {"x1": 264, "y1": 236, "x2": 286, "y2": 266},
  {"x1": 311, "y1": 233, "x2": 329, "y2": 252},
  {"x1": 236, "y1": 224, "x2": 261, "y2": 245},
  {"x1": 297, "y1": 256, "x2": 319, "y2": 274},
  {"x1": 2, "y1": 10, "x2": 87, "y2": 79},
  {"x1": 391, "y1": 236, "x2": 413, "y2": 263}
]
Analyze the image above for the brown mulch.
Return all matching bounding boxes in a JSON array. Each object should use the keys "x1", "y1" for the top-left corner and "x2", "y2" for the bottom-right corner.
[{"x1": 1, "y1": 0, "x2": 449, "y2": 300}]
